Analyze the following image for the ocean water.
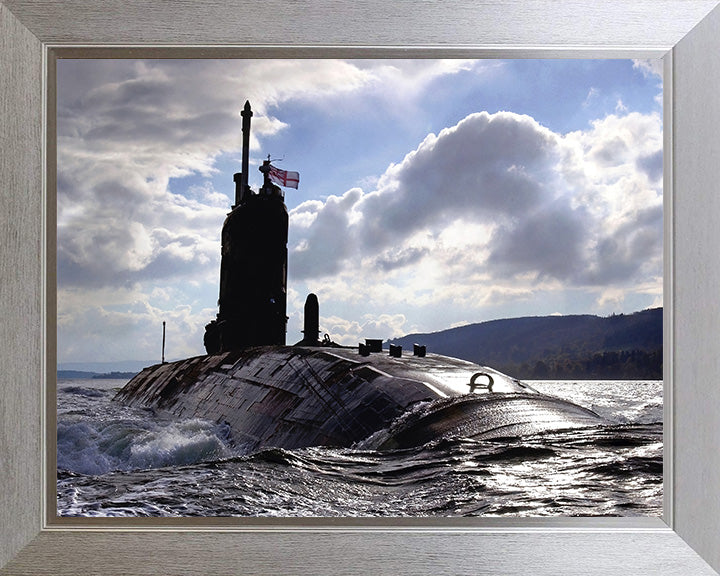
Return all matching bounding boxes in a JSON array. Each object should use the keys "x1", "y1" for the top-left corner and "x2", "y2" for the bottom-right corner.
[{"x1": 56, "y1": 378, "x2": 662, "y2": 517}]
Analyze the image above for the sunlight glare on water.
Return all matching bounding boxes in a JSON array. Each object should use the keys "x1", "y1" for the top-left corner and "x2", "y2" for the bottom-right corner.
[{"x1": 57, "y1": 378, "x2": 662, "y2": 517}]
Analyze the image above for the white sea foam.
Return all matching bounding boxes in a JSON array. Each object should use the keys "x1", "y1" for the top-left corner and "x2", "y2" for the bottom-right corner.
[
  {"x1": 57, "y1": 416, "x2": 233, "y2": 475},
  {"x1": 57, "y1": 378, "x2": 663, "y2": 517}
]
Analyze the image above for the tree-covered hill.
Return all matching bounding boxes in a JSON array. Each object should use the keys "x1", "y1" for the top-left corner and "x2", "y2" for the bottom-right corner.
[{"x1": 388, "y1": 308, "x2": 662, "y2": 379}]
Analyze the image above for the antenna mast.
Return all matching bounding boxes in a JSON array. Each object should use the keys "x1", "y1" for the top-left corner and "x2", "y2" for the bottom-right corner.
[{"x1": 238, "y1": 100, "x2": 253, "y2": 205}]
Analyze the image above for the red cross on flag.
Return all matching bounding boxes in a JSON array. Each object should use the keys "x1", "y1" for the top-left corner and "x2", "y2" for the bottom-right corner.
[{"x1": 268, "y1": 165, "x2": 300, "y2": 189}]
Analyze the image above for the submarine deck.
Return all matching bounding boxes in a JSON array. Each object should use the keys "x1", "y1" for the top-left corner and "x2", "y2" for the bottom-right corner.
[
  {"x1": 304, "y1": 345, "x2": 535, "y2": 397},
  {"x1": 113, "y1": 345, "x2": 602, "y2": 453}
]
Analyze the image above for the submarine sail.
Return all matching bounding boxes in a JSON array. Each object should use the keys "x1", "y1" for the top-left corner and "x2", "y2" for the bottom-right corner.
[
  {"x1": 115, "y1": 101, "x2": 603, "y2": 453},
  {"x1": 204, "y1": 101, "x2": 288, "y2": 353}
]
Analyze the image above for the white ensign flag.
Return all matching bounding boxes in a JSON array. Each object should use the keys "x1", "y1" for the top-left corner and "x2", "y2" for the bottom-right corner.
[{"x1": 268, "y1": 165, "x2": 300, "y2": 189}]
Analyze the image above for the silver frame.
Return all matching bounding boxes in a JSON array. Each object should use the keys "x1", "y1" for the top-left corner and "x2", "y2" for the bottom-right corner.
[{"x1": 2, "y1": 1, "x2": 720, "y2": 574}]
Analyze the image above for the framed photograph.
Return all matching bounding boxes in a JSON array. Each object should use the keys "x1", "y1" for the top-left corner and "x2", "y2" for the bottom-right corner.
[
  {"x1": 52, "y1": 55, "x2": 665, "y2": 520},
  {"x1": 2, "y1": 1, "x2": 720, "y2": 574}
]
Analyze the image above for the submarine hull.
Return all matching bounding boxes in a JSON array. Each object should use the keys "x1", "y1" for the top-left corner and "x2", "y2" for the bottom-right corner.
[
  {"x1": 115, "y1": 345, "x2": 602, "y2": 453},
  {"x1": 365, "y1": 393, "x2": 602, "y2": 451}
]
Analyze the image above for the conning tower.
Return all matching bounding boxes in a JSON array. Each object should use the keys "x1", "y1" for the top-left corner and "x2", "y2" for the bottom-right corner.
[{"x1": 204, "y1": 101, "x2": 288, "y2": 353}]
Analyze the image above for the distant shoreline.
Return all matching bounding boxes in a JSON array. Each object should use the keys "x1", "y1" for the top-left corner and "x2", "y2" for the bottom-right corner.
[
  {"x1": 57, "y1": 370, "x2": 138, "y2": 380},
  {"x1": 58, "y1": 308, "x2": 662, "y2": 381}
]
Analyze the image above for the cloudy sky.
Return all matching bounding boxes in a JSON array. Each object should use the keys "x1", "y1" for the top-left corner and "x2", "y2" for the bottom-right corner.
[{"x1": 56, "y1": 58, "x2": 663, "y2": 367}]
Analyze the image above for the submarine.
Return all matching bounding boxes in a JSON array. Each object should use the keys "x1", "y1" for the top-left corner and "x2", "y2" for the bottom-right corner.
[{"x1": 115, "y1": 101, "x2": 603, "y2": 453}]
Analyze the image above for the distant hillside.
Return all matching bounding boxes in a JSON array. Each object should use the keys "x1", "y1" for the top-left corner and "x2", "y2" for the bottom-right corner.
[
  {"x1": 57, "y1": 370, "x2": 97, "y2": 379},
  {"x1": 57, "y1": 360, "x2": 156, "y2": 374},
  {"x1": 388, "y1": 308, "x2": 662, "y2": 379}
]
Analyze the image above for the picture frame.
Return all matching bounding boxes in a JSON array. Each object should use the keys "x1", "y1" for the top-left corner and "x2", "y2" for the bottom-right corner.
[{"x1": 2, "y1": 1, "x2": 720, "y2": 574}]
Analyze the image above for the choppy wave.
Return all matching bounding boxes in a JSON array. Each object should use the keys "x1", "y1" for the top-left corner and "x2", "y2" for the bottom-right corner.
[
  {"x1": 56, "y1": 378, "x2": 663, "y2": 517},
  {"x1": 61, "y1": 386, "x2": 107, "y2": 398},
  {"x1": 57, "y1": 423, "x2": 661, "y2": 517},
  {"x1": 57, "y1": 416, "x2": 233, "y2": 475}
]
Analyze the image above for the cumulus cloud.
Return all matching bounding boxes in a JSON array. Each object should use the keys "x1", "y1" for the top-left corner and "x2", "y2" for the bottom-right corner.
[
  {"x1": 56, "y1": 59, "x2": 488, "y2": 361},
  {"x1": 57, "y1": 285, "x2": 216, "y2": 363},
  {"x1": 290, "y1": 188, "x2": 362, "y2": 278},
  {"x1": 318, "y1": 313, "x2": 408, "y2": 344},
  {"x1": 632, "y1": 59, "x2": 663, "y2": 106},
  {"x1": 632, "y1": 59, "x2": 663, "y2": 79},
  {"x1": 289, "y1": 109, "x2": 663, "y2": 314},
  {"x1": 57, "y1": 59, "x2": 483, "y2": 293},
  {"x1": 291, "y1": 111, "x2": 562, "y2": 283},
  {"x1": 57, "y1": 59, "x2": 662, "y2": 359}
]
